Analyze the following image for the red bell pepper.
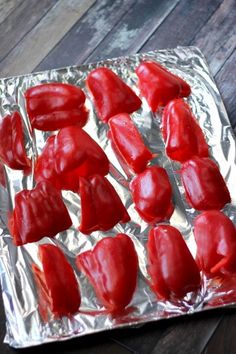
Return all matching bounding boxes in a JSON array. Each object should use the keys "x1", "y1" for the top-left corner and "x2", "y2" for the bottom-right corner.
[
  {"x1": 108, "y1": 113, "x2": 153, "y2": 173},
  {"x1": 9, "y1": 181, "x2": 72, "y2": 246},
  {"x1": 130, "y1": 166, "x2": 174, "y2": 223},
  {"x1": 0, "y1": 162, "x2": 6, "y2": 187},
  {"x1": 86, "y1": 67, "x2": 142, "y2": 122},
  {"x1": 136, "y1": 61, "x2": 191, "y2": 112},
  {"x1": 76, "y1": 233, "x2": 138, "y2": 312},
  {"x1": 35, "y1": 126, "x2": 110, "y2": 191},
  {"x1": 181, "y1": 157, "x2": 231, "y2": 210},
  {"x1": 79, "y1": 175, "x2": 130, "y2": 234},
  {"x1": 194, "y1": 210, "x2": 236, "y2": 276},
  {"x1": 162, "y1": 99, "x2": 209, "y2": 162},
  {"x1": 147, "y1": 225, "x2": 201, "y2": 300},
  {"x1": 32, "y1": 244, "x2": 81, "y2": 319},
  {"x1": 25, "y1": 83, "x2": 88, "y2": 131},
  {"x1": 0, "y1": 111, "x2": 31, "y2": 171}
]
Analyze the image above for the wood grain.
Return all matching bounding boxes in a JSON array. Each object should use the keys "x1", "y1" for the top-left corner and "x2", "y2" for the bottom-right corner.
[
  {"x1": 0, "y1": 0, "x2": 22, "y2": 25},
  {"x1": 0, "y1": 0, "x2": 58, "y2": 62},
  {"x1": 141, "y1": 0, "x2": 222, "y2": 52},
  {"x1": 85, "y1": 0, "x2": 180, "y2": 63},
  {"x1": 0, "y1": 0, "x2": 95, "y2": 77},
  {"x1": 193, "y1": 0, "x2": 236, "y2": 75},
  {"x1": 36, "y1": 0, "x2": 137, "y2": 71}
]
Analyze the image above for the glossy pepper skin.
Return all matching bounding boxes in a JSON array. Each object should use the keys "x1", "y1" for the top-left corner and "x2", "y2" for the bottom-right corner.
[
  {"x1": 25, "y1": 83, "x2": 88, "y2": 131},
  {"x1": 130, "y1": 166, "x2": 174, "y2": 223},
  {"x1": 162, "y1": 99, "x2": 209, "y2": 162},
  {"x1": 194, "y1": 211, "x2": 236, "y2": 276},
  {"x1": 76, "y1": 233, "x2": 138, "y2": 312},
  {"x1": 136, "y1": 61, "x2": 191, "y2": 112},
  {"x1": 32, "y1": 244, "x2": 81, "y2": 319},
  {"x1": 0, "y1": 111, "x2": 31, "y2": 170},
  {"x1": 35, "y1": 126, "x2": 110, "y2": 191},
  {"x1": 79, "y1": 175, "x2": 130, "y2": 234},
  {"x1": 147, "y1": 225, "x2": 201, "y2": 300},
  {"x1": 86, "y1": 67, "x2": 142, "y2": 122},
  {"x1": 9, "y1": 181, "x2": 72, "y2": 246},
  {"x1": 181, "y1": 157, "x2": 231, "y2": 210},
  {"x1": 108, "y1": 113, "x2": 153, "y2": 173}
]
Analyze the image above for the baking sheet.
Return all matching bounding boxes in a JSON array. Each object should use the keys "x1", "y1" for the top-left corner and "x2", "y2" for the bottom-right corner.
[{"x1": 0, "y1": 46, "x2": 236, "y2": 348}]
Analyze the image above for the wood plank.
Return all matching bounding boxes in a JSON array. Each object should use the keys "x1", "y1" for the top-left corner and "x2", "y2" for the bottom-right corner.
[
  {"x1": 141, "y1": 0, "x2": 222, "y2": 52},
  {"x1": 203, "y1": 312, "x2": 236, "y2": 354},
  {"x1": 0, "y1": 0, "x2": 22, "y2": 25},
  {"x1": 215, "y1": 49, "x2": 236, "y2": 130},
  {"x1": 0, "y1": 0, "x2": 58, "y2": 62},
  {"x1": 193, "y1": 0, "x2": 236, "y2": 76},
  {"x1": 0, "y1": 0, "x2": 95, "y2": 77},
  {"x1": 85, "y1": 0, "x2": 180, "y2": 63},
  {"x1": 36, "y1": 0, "x2": 137, "y2": 72},
  {"x1": 150, "y1": 313, "x2": 223, "y2": 354}
]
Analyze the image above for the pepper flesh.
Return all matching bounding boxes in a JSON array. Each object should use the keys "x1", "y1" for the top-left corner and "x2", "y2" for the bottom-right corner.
[
  {"x1": 76, "y1": 233, "x2": 138, "y2": 312},
  {"x1": 79, "y1": 175, "x2": 130, "y2": 234},
  {"x1": 162, "y1": 99, "x2": 209, "y2": 162},
  {"x1": 9, "y1": 181, "x2": 72, "y2": 245},
  {"x1": 25, "y1": 83, "x2": 88, "y2": 131},
  {"x1": 181, "y1": 157, "x2": 231, "y2": 210},
  {"x1": 136, "y1": 61, "x2": 191, "y2": 112},
  {"x1": 147, "y1": 225, "x2": 201, "y2": 300},
  {"x1": 32, "y1": 244, "x2": 81, "y2": 319},
  {"x1": 194, "y1": 211, "x2": 236, "y2": 276},
  {"x1": 130, "y1": 166, "x2": 174, "y2": 223},
  {"x1": 108, "y1": 113, "x2": 153, "y2": 173},
  {"x1": 0, "y1": 111, "x2": 31, "y2": 170},
  {"x1": 35, "y1": 126, "x2": 110, "y2": 191},
  {"x1": 86, "y1": 67, "x2": 142, "y2": 122}
]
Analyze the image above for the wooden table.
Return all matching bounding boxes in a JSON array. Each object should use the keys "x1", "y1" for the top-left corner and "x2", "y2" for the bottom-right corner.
[{"x1": 0, "y1": 1, "x2": 236, "y2": 353}]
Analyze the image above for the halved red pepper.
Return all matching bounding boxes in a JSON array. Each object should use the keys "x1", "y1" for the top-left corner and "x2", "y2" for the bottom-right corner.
[
  {"x1": 181, "y1": 157, "x2": 231, "y2": 210},
  {"x1": 35, "y1": 126, "x2": 110, "y2": 191},
  {"x1": 108, "y1": 113, "x2": 153, "y2": 173},
  {"x1": 194, "y1": 211, "x2": 236, "y2": 276},
  {"x1": 0, "y1": 111, "x2": 31, "y2": 171},
  {"x1": 79, "y1": 175, "x2": 130, "y2": 234},
  {"x1": 76, "y1": 233, "x2": 138, "y2": 313},
  {"x1": 147, "y1": 225, "x2": 201, "y2": 300},
  {"x1": 130, "y1": 166, "x2": 174, "y2": 223},
  {"x1": 9, "y1": 181, "x2": 72, "y2": 246},
  {"x1": 136, "y1": 61, "x2": 191, "y2": 112},
  {"x1": 162, "y1": 99, "x2": 209, "y2": 162},
  {"x1": 25, "y1": 83, "x2": 88, "y2": 131},
  {"x1": 86, "y1": 67, "x2": 142, "y2": 122},
  {"x1": 32, "y1": 244, "x2": 81, "y2": 319}
]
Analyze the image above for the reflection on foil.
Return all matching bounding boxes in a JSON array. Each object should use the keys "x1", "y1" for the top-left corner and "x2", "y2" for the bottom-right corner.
[{"x1": 0, "y1": 46, "x2": 236, "y2": 348}]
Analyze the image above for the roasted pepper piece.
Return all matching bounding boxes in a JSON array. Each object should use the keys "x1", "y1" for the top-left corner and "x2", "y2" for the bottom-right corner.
[
  {"x1": 194, "y1": 211, "x2": 236, "y2": 276},
  {"x1": 130, "y1": 166, "x2": 174, "y2": 223},
  {"x1": 79, "y1": 175, "x2": 130, "y2": 234},
  {"x1": 108, "y1": 113, "x2": 153, "y2": 173},
  {"x1": 35, "y1": 126, "x2": 110, "y2": 191},
  {"x1": 25, "y1": 83, "x2": 88, "y2": 131},
  {"x1": 86, "y1": 67, "x2": 142, "y2": 122},
  {"x1": 162, "y1": 99, "x2": 209, "y2": 162},
  {"x1": 9, "y1": 181, "x2": 72, "y2": 246},
  {"x1": 76, "y1": 233, "x2": 138, "y2": 312},
  {"x1": 32, "y1": 244, "x2": 81, "y2": 319},
  {"x1": 181, "y1": 157, "x2": 231, "y2": 210},
  {"x1": 136, "y1": 61, "x2": 191, "y2": 112},
  {"x1": 147, "y1": 225, "x2": 201, "y2": 300},
  {"x1": 0, "y1": 111, "x2": 31, "y2": 170}
]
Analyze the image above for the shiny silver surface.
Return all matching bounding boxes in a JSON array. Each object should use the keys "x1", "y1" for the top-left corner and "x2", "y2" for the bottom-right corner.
[{"x1": 0, "y1": 46, "x2": 236, "y2": 348}]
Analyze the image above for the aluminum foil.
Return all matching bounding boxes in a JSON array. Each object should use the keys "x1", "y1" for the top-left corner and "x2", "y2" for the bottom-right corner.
[{"x1": 1, "y1": 46, "x2": 236, "y2": 348}]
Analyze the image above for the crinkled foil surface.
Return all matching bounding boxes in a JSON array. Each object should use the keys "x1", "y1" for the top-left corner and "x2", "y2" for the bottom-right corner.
[{"x1": 0, "y1": 46, "x2": 236, "y2": 348}]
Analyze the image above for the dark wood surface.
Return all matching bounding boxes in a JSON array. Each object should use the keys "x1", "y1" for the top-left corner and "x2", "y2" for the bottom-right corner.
[{"x1": 0, "y1": 0, "x2": 236, "y2": 353}]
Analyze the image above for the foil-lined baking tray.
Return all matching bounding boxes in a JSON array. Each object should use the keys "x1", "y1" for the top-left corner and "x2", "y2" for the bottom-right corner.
[{"x1": 0, "y1": 46, "x2": 236, "y2": 348}]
